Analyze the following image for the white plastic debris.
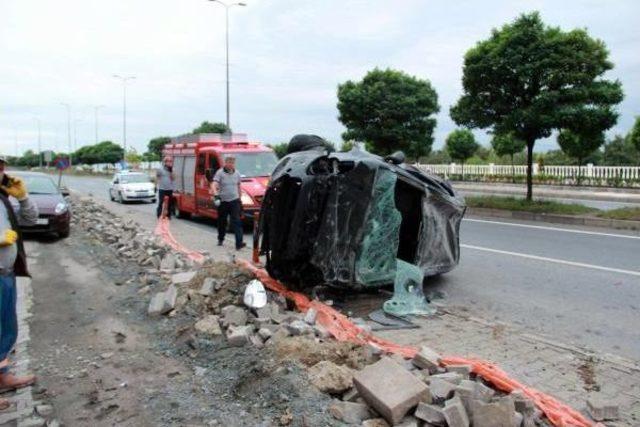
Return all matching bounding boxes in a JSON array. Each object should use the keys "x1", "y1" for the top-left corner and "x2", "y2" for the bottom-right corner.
[{"x1": 243, "y1": 279, "x2": 268, "y2": 308}]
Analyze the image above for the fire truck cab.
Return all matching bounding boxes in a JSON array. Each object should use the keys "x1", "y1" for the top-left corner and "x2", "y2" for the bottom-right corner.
[{"x1": 162, "y1": 133, "x2": 278, "y2": 221}]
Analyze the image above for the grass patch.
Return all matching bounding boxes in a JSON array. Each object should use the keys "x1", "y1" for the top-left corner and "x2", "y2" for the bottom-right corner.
[
  {"x1": 597, "y1": 207, "x2": 640, "y2": 221},
  {"x1": 465, "y1": 196, "x2": 600, "y2": 215}
]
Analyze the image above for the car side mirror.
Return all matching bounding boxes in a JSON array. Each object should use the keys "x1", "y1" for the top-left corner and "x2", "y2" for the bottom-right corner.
[
  {"x1": 205, "y1": 169, "x2": 214, "y2": 182},
  {"x1": 60, "y1": 187, "x2": 70, "y2": 197}
]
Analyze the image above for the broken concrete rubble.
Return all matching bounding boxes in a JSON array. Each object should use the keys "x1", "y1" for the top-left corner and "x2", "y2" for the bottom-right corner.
[
  {"x1": 353, "y1": 357, "x2": 430, "y2": 424},
  {"x1": 307, "y1": 360, "x2": 353, "y2": 394},
  {"x1": 194, "y1": 315, "x2": 222, "y2": 336},
  {"x1": 586, "y1": 394, "x2": 619, "y2": 421},
  {"x1": 328, "y1": 400, "x2": 374, "y2": 424},
  {"x1": 412, "y1": 345, "x2": 442, "y2": 372}
]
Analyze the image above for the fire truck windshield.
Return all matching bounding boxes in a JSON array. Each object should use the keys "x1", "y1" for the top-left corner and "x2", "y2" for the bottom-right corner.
[{"x1": 224, "y1": 152, "x2": 279, "y2": 177}]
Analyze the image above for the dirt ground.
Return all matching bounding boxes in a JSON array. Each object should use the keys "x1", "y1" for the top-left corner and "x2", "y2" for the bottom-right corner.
[{"x1": 27, "y1": 230, "x2": 340, "y2": 426}]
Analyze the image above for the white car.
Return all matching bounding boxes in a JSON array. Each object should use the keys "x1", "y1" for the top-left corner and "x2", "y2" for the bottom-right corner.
[{"x1": 109, "y1": 171, "x2": 156, "y2": 203}]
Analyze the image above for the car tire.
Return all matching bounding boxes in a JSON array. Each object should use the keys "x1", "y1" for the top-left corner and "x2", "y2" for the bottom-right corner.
[
  {"x1": 177, "y1": 209, "x2": 191, "y2": 219},
  {"x1": 58, "y1": 228, "x2": 70, "y2": 238},
  {"x1": 109, "y1": 190, "x2": 115, "y2": 201},
  {"x1": 117, "y1": 191, "x2": 124, "y2": 204}
]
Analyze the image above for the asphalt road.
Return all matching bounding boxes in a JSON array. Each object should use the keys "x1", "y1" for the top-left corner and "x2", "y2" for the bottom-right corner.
[{"x1": 61, "y1": 174, "x2": 640, "y2": 360}]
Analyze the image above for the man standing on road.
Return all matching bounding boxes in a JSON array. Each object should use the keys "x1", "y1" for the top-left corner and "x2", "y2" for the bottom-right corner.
[
  {"x1": 210, "y1": 156, "x2": 245, "y2": 250},
  {"x1": 0, "y1": 156, "x2": 38, "y2": 410},
  {"x1": 156, "y1": 156, "x2": 175, "y2": 219}
]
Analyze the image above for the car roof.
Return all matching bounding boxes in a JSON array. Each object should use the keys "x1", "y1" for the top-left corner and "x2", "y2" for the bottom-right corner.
[{"x1": 9, "y1": 171, "x2": 49, "y2": 177}]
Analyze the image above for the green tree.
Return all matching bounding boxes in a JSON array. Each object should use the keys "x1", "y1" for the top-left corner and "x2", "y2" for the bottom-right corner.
[
  {"x1": 557, "y1": 129, "x2": 604, "y2": 182},
  {"x1": 603, "y1": 135, "x2": 638, "y2": 166},
  {"x1": 125, "y1": 148, "x2": 142, "y2": 165},
  {"x1": 192, "y1": 121, "x2": 229, "y2": 134},
  {"x1": 337, "y1": 68, "x2": 439, "y2": 158},
  {"x1": 492, "y1": 133, "x2": 526, "y2": 182},
  {"x1": 450, "y1": 12, "x2": 623, "y2": 200},
  {"x1": 148, "y1": 136, "x2": 171, "y2": 160},
  {"x1": 268, "y1": 143, "x2": 289, "y2": 159},
  {"x1": 424, "y1": 149, "x2": 452, "y2": 164},
  {"x1": 446, "y1": 129, "x2": 479, "y2": 178},
  {"x1": 340, "y1": 140, "x2": 355, "y2": 152},
  {"x1": 629, "y1": 117, "x2": 640, "y2": 163}
]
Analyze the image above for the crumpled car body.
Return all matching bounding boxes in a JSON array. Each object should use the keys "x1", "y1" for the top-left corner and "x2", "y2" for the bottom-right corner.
[{"x1": 258, "y1": 142, "x2": 466, "y2": 290}]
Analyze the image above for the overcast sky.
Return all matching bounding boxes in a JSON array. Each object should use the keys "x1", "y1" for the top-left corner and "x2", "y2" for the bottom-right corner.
[{"x1": 1, "y1": 0, "x2": 638, "y2": 157}]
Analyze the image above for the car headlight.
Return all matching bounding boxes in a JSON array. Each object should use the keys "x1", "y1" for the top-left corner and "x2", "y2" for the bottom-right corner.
[
  {"x1": 55, "y1": 202, "x2": 68, "y2": 215},
  {"x1": 240, "y1": 191, "x2": 254, "y2": 206}
]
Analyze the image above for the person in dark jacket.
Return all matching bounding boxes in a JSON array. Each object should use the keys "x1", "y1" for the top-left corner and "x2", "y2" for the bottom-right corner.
[{"x1": 0, "y1": 156, "x2": 38, "y2": 410}]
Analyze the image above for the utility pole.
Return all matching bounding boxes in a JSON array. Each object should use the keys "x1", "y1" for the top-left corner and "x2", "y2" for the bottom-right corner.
[
  {"x1": 208, "y1": 0, "x2": 246, "y2": 133},
  {"x1": 35, "y1": 117, "x2": 42, "y2": 168},
  {"x1": 113, "y1": 75, "x2": 135, "y2": 156},
  {"x1": 94, "y1": 105, "x2": 105, "y2": 144},
  {"x1": 60, "y1": 103, "x2": 72, "y2": 168}
]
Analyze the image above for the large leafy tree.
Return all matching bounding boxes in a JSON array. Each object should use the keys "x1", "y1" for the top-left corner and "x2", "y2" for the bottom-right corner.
[
  {"x1": 491, "y1": 133, "x2": 526, "y2": 182},
  {"x1": 192, "y1": 121, "x2": 229, "y2": 134},
  {"x1": 74, "y1": 141, "x2": 124, "y2": 164},
  {"x1": 450, "y1": 12, "x2": 623, "y2": 200},
  {"x1": 629, "y1": 117, "x2": 640, "y2": 163},
  {"x1": 557, "y1": 129, "x2": 604, "y2": 181},
  {"x1": 603, "y1": 135, "x2": 636, "y2": 166},
  {"x1": 148, "y1": 136, "x2": 171, "y2": 160},
  {"x1": 446, "y1": 129, "x2": 479, "y2": 178},
  {"x1": 337, "y1": 68, "x2": 439, "y2": 158}
]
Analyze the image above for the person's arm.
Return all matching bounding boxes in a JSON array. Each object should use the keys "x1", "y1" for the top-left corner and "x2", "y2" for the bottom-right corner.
[
  {"x1": 17, "y1": 198, "x2": 38, "y2": 226},
  {"x1": 210, "y1": 171, "x2": 221, "y2": 195},
  {"x1": 1, "y1": 178, "x2": 38, "y2": 226}
]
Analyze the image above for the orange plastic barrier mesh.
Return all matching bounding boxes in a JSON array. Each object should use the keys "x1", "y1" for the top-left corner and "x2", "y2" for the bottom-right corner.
[
  {"x1": 237, "y1": 259, "x2": 596, "y2": 427},
  {"x1": 151, "y1": 209, "x2": 595, "y2": 427},
  {"x1": 154, "y1": 197, "x2": 205, "y2": 263}
]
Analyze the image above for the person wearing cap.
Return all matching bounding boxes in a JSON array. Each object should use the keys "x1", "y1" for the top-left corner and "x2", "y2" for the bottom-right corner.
[
  {"x1": 209, "y1": 156, "x2": 245, "y2": 250},
  {"x1": 156, "y1": 156, "x2": 175, "y2": 219},
  {"x1": 0, "y1": 156, "x2": 38, "y2": 410}
]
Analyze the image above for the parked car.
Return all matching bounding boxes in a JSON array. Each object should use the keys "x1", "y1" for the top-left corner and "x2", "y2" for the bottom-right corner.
[
  {"x1": 109, "y1": 171, "x2": 156, "y2": 203},
  {"x1": 10, "y1": 171, "x2": 71, "y2": 238}
]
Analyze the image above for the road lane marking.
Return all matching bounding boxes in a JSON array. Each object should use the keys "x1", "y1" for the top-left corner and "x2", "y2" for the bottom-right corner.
[
  {"x1": 462, "y1": 244, "x2": 640, "y2": 277},
  {"x1": 463, "y1": 218, "x2": 640, "y2": 240}
]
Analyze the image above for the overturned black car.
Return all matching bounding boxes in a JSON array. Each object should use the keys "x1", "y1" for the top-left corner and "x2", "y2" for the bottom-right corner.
[{"x1": 258, "y1": 135, "x2": 466, "y2": 290}]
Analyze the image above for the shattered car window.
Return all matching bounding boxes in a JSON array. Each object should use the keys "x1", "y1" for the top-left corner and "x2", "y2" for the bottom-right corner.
[{"x1": 258, "y1": 135, "x2": 466, "y2": 291}]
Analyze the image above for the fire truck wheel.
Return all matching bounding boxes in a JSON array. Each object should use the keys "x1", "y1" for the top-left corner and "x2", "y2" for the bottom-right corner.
[{"x1": 177, "y1": 209, "x2": 191, "y2": 219}]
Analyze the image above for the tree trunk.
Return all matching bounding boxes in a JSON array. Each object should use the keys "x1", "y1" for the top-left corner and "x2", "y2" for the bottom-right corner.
[
  {"x1": 526, "y1": 141, "x2": 534, "y2": 201},
  {"x1": 511, "y1": 154, "x2": 515, "y2": 184}
]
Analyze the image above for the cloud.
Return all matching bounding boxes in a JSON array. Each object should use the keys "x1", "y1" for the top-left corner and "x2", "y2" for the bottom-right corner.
[{"x1": 0, "y1": 0, "x2": 638, "y2": 157}]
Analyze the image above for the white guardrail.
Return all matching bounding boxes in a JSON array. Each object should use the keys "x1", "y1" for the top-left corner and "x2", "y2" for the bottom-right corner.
[{"x1": 416, "y1": 163, "x2": 640, "y2": 180}]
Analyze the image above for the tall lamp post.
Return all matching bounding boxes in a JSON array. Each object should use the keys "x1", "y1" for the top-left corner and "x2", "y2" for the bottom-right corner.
[
  {"x1": 34, "y1": 117, "x2": 42, "y2": 168},
  {"x1": 94, "y1": 105, "x2": 105, "y2": 144},
  {"x1": 113, "y1": 75, "x2": 135, "y2": 155},
  {"x1": 208, "y1": 0, "x2": 246, "y2": 133},
  {"x1": 59, "y1": 103, "x2": 72, "y2": 168}
]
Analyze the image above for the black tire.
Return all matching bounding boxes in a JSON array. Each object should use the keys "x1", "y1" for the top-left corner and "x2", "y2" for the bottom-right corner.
[
  {"x1": 177, "y1": 209, "x2": 191, "y2": 219},
  {"x1": 117, "y1": 192, "x2": 125, "y2": 204},
  {"x1": 109, "y1": 190, "x2": 115, "y2": 201},
  {"x1": 58, "y1": 227, "x2": 70, "y2": 238}
]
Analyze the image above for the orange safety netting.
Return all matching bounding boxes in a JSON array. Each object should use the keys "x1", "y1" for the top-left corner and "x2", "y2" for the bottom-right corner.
[
  {"x1": 155, "y1": 197, "x2": 206, "y2": 263},
  {"x1": 153, "y1": 206, "x2": 595, "y2": 427},
  {"x1": 237, "y1": 259, "x2": 596, "y2": 427}
]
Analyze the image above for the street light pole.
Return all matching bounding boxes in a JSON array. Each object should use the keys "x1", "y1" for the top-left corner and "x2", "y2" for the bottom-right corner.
[
  {"x1": 73, "y1": 119, "x2": 82, "y2": 152},
  {"x1": 59, "y1": 103, "x2": 72, "y2": 168},
  {"x1": 34, "y1": 117, "x2": 42, "y2": 168},
  {"x1": 94, "y1": 105, "x2": 105, "y2": 144},
  {"x1": 113, "y1": 75, "x2": 135, "y2": 156},
  {"x1": 209, "y1": 0, "x2": 246, "y2": 133}
]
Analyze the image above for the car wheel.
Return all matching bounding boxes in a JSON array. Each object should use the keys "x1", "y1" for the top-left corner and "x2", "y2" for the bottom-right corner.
[
  {"x1": 109, "y1": 190, "x2": 115, "y2": 201},
  {"x1": 177, "y1": 209, "x2": 191, "y2": 219},
  {"x1": 58, "y1": 228, "x2": 70, "y2": 238},
  {"x1": 117, "y1": 191, "x2": 124, "y2": 203}
]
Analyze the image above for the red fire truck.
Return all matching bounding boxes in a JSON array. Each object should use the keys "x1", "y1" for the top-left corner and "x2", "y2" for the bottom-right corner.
[{"x1": 162, "y1": 133, "x2": 278, "y2": 221}]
